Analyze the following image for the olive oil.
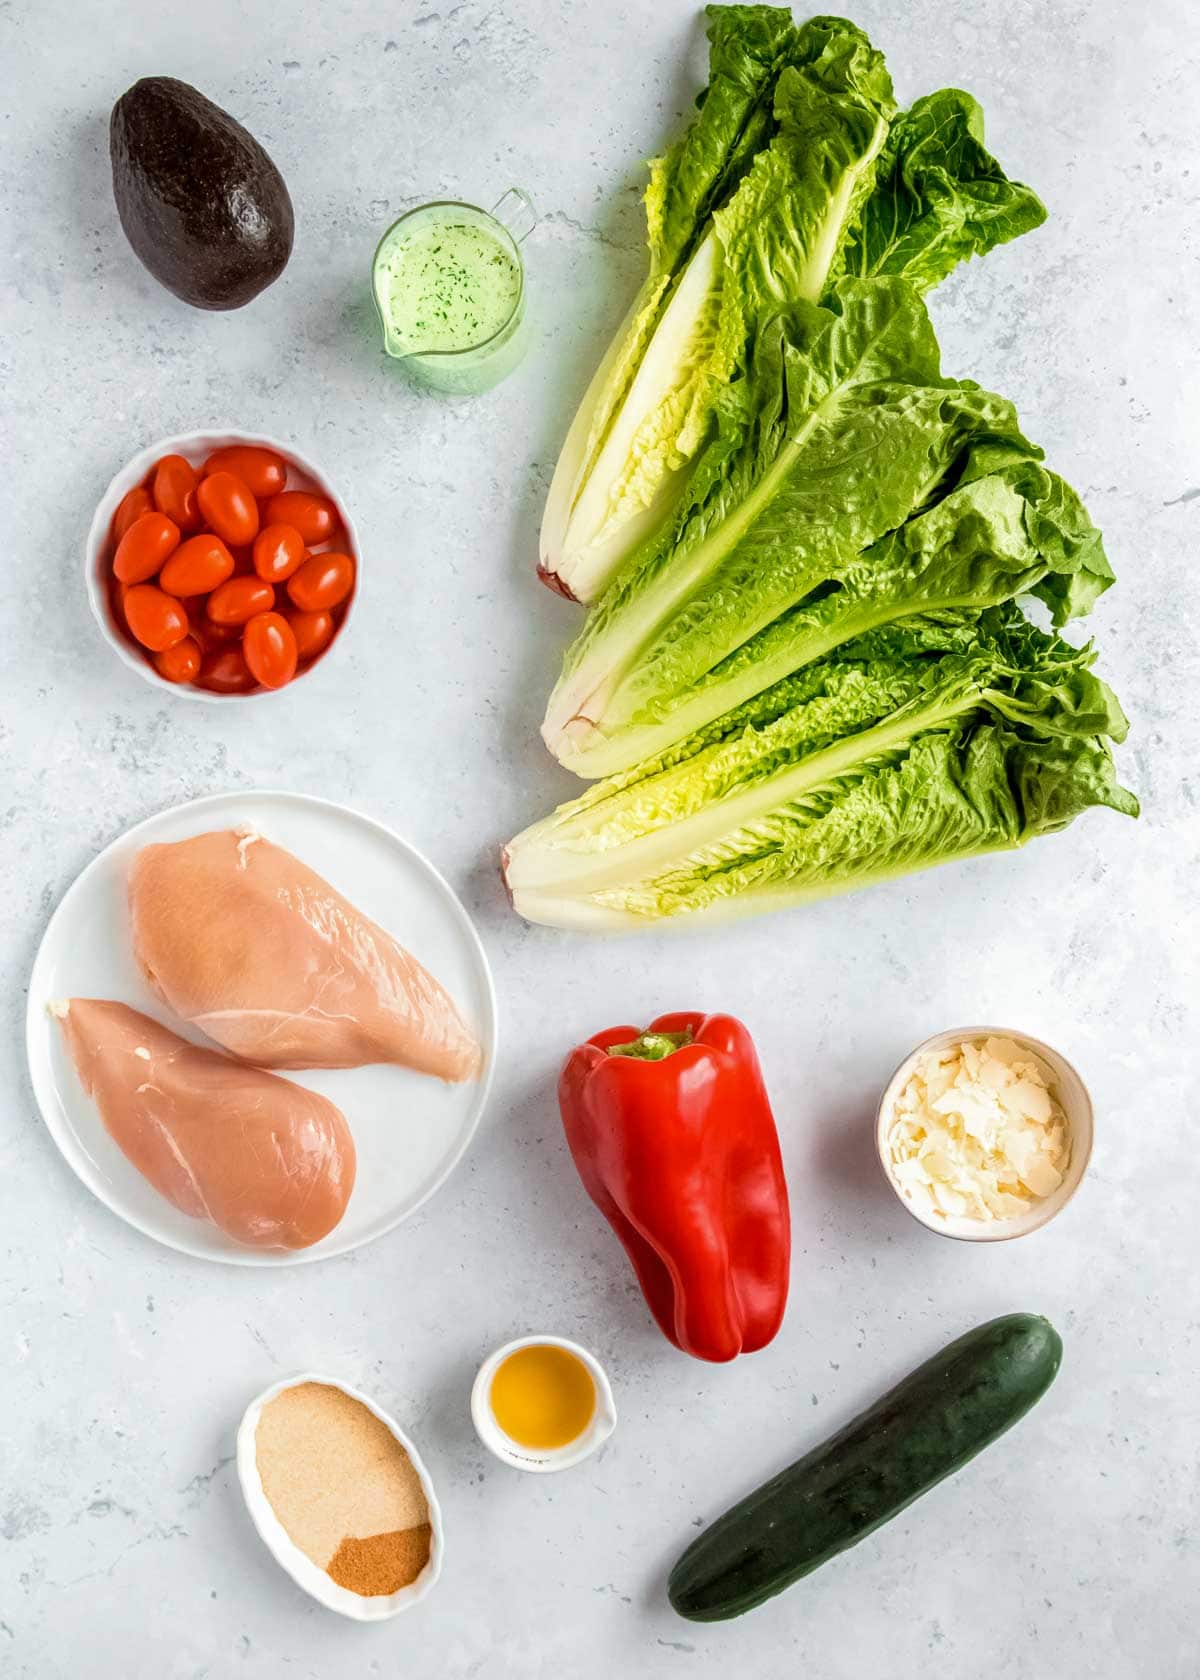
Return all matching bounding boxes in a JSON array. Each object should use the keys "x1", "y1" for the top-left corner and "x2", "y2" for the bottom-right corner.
[{"x1": 489, "y1": 1344, "x2": 596, "y2": 1450}]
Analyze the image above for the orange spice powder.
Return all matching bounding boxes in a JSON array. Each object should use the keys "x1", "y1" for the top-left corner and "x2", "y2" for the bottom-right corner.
[{"x1": 326, "y1": 1523, "x2": 433, "y2": 1596}]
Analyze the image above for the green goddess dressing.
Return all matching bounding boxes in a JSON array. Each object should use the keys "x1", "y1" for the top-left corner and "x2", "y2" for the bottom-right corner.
[{"x1": 373, "y1": 197, "x2": 533, "y2": 394}]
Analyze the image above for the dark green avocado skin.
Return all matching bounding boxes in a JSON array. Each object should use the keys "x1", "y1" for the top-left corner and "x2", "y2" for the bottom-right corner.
[{"x1": 110, "y1": 77, "x2": 294, "y2": 310}]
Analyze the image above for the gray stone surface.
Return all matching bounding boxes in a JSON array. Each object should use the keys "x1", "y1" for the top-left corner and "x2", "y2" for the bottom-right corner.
[{"x1": 1, "y1": 1, "x2": 1197, "y2": 1675}]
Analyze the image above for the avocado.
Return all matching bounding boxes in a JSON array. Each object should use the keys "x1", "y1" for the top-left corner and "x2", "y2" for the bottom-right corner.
[{"x1": 110, "y1": 77, "x2": 294, "y2": 311}]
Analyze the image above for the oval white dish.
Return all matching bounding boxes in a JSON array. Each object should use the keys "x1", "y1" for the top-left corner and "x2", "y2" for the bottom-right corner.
[
  {"x1": 237, "y1": 1372, "x2": 443, "y2": 1620},
  {"x1": 470, "y1": 1335, "x2": 617, "y2": 1473},
  {"x1": 876, "y1": 1024, "x2": 1094, "y2": 1243},
  {"x1": 85, "y1": 427, "x2": 361, "y2": 702},
  {"x1": 26, "y1": 788, "x2": 497, "y2": 1266}
]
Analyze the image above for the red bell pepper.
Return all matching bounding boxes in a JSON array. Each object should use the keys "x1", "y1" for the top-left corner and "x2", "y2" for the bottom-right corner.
[{"x1": 558, "y1": 1012, "x2": 790, "y2": 1363}]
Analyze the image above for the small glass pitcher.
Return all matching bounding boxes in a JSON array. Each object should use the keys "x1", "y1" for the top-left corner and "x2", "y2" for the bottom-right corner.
[{"x1": 372, "y1": 188, "x2": 537, "y2": 396}]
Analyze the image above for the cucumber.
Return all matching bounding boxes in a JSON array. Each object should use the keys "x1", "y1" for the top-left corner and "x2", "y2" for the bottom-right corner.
[{"x1": 668, "y1": 1312, "x2": 1062, "y2": 1621}]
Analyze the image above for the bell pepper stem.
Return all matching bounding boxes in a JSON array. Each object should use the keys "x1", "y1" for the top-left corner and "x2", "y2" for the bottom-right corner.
[{"x1": 606, "y1": 1029, "x2": 693, "y2": 1062}]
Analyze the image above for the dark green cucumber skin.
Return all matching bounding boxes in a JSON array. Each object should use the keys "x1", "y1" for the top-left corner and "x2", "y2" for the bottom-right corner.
[{"x1": 669, "y1": 1313, "x2": 1062, "y2": 1622}]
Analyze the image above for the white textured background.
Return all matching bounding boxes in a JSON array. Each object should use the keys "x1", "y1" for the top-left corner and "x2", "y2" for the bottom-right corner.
[{"x1": 2, "y1": 2, "x2": 1198, "y2": 1675}]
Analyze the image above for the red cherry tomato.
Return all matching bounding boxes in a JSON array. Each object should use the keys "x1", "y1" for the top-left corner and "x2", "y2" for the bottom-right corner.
[
  {"x1": 197, "y1": 471, "x2": 259, "y2": 547},
  {"x1": 208, "y1": 575, "x2": 275, "y2": 625},
  {"x1": 264, "y1": 491, "x2": 338, "y2": 545},
  {"x1": 287, "y1": 608, "x2": 335, "y2": 660},
  {"x1": 113, "y1": 512, "x2": 180, "y2": 584},
  {"x1": 203, "y1": 445, "x2": 288, "y2": 499},
  {"x1": 188, "y1": 603, "x2": 240, "y2": 651},
  {"x1": 252, "y1": 523, "x2": 306, "y2": 584},
  {"x1": 159, "y1": 534, "x2": 235, "y2": 597},
  {"x1": 112, "y1": 485, "x2": 153, "y2": 544},
  {"x1": 152, "y1": 454, "x2": 201, "y2": 532},
  {"x1": 108, "y1": 574, "x2": 128, "y2": 632},
  {"x1": 196, "y1": 645, "x2": 256, "y2": 694},
  {"x1": 124, "y1": 584, "x2": 189, "y2": 652},
  {"x1": 153, "y1": 636, "x2": 202, "y2": 684},
  {"x1": 287, "y1": 551, "x2": 355, "y2": 611},
  {"x1": 243, "y1": 611, "x2": 298, "y2": 689}
]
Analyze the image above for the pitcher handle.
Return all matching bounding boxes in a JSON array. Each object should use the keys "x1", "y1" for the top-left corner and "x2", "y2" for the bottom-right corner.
[{"x1": 490, "y1": 187, "x2": 537, "y2": 246}]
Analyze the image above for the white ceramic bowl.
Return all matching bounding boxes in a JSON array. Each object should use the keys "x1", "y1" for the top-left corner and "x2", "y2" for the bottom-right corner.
[
  {"x1": 237, "y1": 1372, "x2": 443, "y2": 1620},
  {"x1": 85, "y1": 428, "x2": 360, "y2": 702},
  {"x1": 876, "y1": 1025, "x2": 1094, "y2": 1243},
  {"x1": 470, "y1": 1335, "x2": 617, "y2": 1473}
]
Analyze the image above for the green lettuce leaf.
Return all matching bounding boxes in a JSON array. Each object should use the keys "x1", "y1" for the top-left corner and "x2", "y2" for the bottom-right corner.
[
  {"x1": 836, "y1": 89, "x2": 1046, "y2": 290},
  {"x1": 649, "y1": 4, "x2": 810, "y2": 280},
  {"x1": 539, "y1": 15, "x2": 1048, "y2": 605},
  {"x1": 552, "y1": 441, "x2": 1113, "y2": 777},
  {"x1": 545, "y1": 277, "x2": 1102, "y2": 774},
  {"x1": 538, "y1": 6, "x2": 816, "y2": 603},
  {"x1": 506, "y1": 612, "x2": 1137, "y2": 931},
  {"x1": 544, "y1": 21, "x2": 895, "y2": 605}
]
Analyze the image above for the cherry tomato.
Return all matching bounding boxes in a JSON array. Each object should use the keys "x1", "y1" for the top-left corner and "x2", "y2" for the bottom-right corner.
[
  {"x1": 287, "y1": 551, "x2": 355, "y2": 611},
  {"x1": 203, "y1": 445, "x2": 288, "y2": 499},
  {"x1": 253, "y1": 523, "x2": 306, "y2": 584},
  {"x1": 159, "y1": 534, "x2": 235, "y2": 597},
  {"x1": 108, "y1": 574, "x2": 131, "y2": 637},
  {"x1": 153, "y1": 636, "x2": 202, "y2": 684},
  {"x1": 208, "y1": 575, "x2": 275, "y2": 625},
  {"x1": 188, "y1": 604, "x2": 240, "y2": 652},
  {"x1": 287, "y1": 608, "x2": 335, "y2": 660},
  {"x1": 124, "y1": 584, "x2": 189, "y2": 652},
  {"x1": 243, "y1": 611, "x2": 298, "y2": 689},
  {"x1": 113, "y1": 512, "x2": 180, "y2": 584},
  {"x1": 152, "y1": 454, "x2": 201, "y2": 531},
  {"x1": 112, "y1": 485, "x2": 153, "y2": 544},
  {"x1": 264, "y1": 491, "x2": 338, "y2": 545},
  {"x1": 196, "y1": 645, "x2": 256, "y2": 694},
  {"x1": 197, "y1": 470, "x2": 259, "y2": 547}
]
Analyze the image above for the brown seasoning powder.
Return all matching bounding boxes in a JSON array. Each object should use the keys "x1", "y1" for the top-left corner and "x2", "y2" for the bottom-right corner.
[
  {"x1": 255, "y1": 1382, "x2": 431, "y2": 1596},
  {"x1": 327, "y1": 1524, "x2": 433, "y2": 1596}
]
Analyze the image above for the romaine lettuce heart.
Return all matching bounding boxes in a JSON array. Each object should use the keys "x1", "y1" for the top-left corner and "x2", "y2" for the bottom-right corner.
[
  {"x1": 552, "y1": 36, "x2": 895, "y2": 605},
  {"x1": 539, "y1": 10, "x2": 1046, "y2": 604},
  {"x1": 545, "y1": 278, "x2": 1087, "y2": 775},
  {"x1": 551, "y1": 449, "x2": 1113, "y2": 777},
  {"x1": 506, "y1": 612, "x2": 1137, "y2": 931}
]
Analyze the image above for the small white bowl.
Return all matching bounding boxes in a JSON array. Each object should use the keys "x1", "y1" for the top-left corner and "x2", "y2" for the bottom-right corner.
[
  {"x1": 876, "y1": 1025, "x2": 1094, "y2": 1243},
  {"x1": 470, "y1": 1335, "x2": 617, "y2": 1473},
  {"x1": 236, "y1": 1372, "x2": 443, "y2": 1620},
  {"x1": 85, "y1": 428, "x2": 361, "y2": 702}
]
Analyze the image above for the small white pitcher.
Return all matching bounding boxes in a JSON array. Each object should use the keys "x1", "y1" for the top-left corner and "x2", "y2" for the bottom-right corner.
[{"x1": 470, "y1": 1334, "x2": 617, "y2": 1473}]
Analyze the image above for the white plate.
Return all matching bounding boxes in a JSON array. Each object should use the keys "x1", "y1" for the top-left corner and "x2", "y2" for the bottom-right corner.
[{"x1": 26, "y1": 790, "x2": 497, "y2": 1266}]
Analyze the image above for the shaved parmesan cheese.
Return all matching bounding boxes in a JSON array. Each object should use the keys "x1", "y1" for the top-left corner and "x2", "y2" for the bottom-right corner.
[{"x1": 885, "y1": 1037, "x2": 1070, "y2": 1224}]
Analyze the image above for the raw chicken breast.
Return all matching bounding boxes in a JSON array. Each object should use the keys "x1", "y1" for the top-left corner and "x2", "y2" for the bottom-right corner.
[
  {"x1": 55, "y1": 998, "x2": 355, "y2": 1250},
  {"x1": 129, "y1": 830, "x2": 483, "y2": 1081}
]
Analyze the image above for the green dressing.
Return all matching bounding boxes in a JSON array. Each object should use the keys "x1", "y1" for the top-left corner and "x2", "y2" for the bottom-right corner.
[
  {"x1": 378, "y1": 219, "x2": 521, "y2": 355},
  {"x1": 372, "y1": 193, "x2": 535, "y2": 395}
]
